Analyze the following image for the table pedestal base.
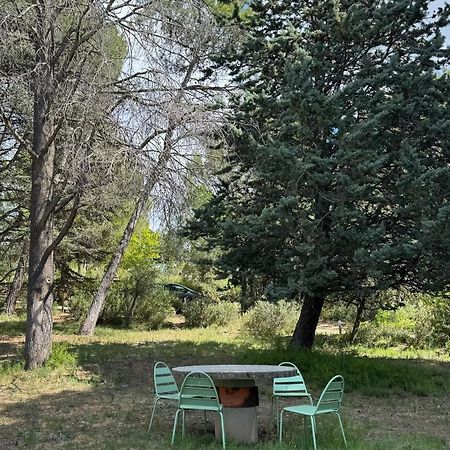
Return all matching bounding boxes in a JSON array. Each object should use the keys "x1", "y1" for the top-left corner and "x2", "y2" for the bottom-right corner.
[{"x1": 215, "y1": 407, "x2": 258, "y2": 443}]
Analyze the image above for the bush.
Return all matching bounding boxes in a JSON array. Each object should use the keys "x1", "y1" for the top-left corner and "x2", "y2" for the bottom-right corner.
[
  {"x1": 412, "y1": 294, "x2": 450, "y2": 348},
  {"x1": 183, "y1": 299, "x2": 241, "y2": 328},
  {"x1": 353, "y1": 294, "x2": 450, "y2": 349},
  {"x1": 133, "y1": 286, "x2": 175, "y2": 329},
  {"x1": 47, "y1": 342, "x2": 77, "y2": 369},
  {"x1": 242, "y1": 300, "x2": 300, "y2": 343},
  {"x1": 68, "y1": 280, "x2": 98, "y2": 320},
  {"x1": 354, "y1": 321, "x2": 416, "y2": 348},
  {"x1": 204, "y1": 301, "x2": 241, "y2": 327}
]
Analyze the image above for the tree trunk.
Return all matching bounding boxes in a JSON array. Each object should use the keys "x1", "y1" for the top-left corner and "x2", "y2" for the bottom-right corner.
[
  {"x1": 350, "y1": 297, "x2": 366, "y2": 343},
  {"x1": 24, "y1": 121, "x2": 56, "y2": 369},
  {"x1": 290, "y1": 294, "x2": 325, "y2": 349},
  {"x1": 79, "y1": 193, "x2": 147, "y2": 335},
  {"x1": 24, "y1": 8, "x2": 56, "y2": 369},
  {"x1": 80, "y1": 129, "x2": 174, "y2": 335},
  {"x1": 127, "y1": 289, "x2": 139, "y2": 327},
  {"x1": 5, "y1": 240, "x2": 28, "y2": 315},
  {"x1": 79, "y1": 55, "x2": 199, "y2": 336}
]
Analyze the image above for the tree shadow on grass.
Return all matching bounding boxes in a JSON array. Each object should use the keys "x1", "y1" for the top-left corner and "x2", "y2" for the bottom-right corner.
[
  {"x1": 0, "y1": 317, "x2": 27, "y2": 337},
  {"x1": 1, "y1": 334, "x2": 450, "y2": 449}
]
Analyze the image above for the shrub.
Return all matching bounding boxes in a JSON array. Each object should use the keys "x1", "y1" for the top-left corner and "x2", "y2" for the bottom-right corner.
[
  {"x1": 47, "y1": 342, "x2": 77, "y2": 369},
  {"x1": 204, "y1": 301, "x2": 241, "y2": 327},
  {"x1": 183, "y1": 299, "x2": 241, "y2": 328},
  {"x1": 68, "y1": 280, "x2": 98, "y2": 320},
  {"x1": 242, "y1": 300, "x2": 300, "y2": 343},
  {"x1": 133, "y1": 286, "x2": 175, "y2": 329},
  {"x1": 353, "y1": 294, "x2": 450, "y2": 349},
  {"x1": 412, "y1": 294, "x2": 450, "y2": 348},
  {"x1": 354, "y1": 321, "x2": 416, "y2": 348}
]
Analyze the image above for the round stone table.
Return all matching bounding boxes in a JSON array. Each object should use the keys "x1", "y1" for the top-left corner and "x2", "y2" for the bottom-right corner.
[{"x1": 172, "y1": 364, "x2": 296, "y2": 443}]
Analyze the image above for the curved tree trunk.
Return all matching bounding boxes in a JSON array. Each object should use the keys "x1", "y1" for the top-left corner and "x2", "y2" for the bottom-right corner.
[
  {"x1": 80, "y1": 126, "x2": 175, "y2": 336},
  {"x1": 290, "y1": 294, "x2": 325, "y2": 349},
  {"x1": 80, "y1": 55, "x2": 199, "y2": 336},
  {"x1": 349, "y1": 297, "x2": 366, "y2": 343},
  {"x1": 79, "y1": 190, "x2": 148, "y2": 335},
  {"x1": 5, "y1": 240, "x2": 28, "y2": 315}
]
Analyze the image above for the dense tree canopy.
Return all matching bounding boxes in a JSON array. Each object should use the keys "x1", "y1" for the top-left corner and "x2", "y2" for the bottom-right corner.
[{"x1": 189, "y1": 0, "x2": 450, "y2": 347}]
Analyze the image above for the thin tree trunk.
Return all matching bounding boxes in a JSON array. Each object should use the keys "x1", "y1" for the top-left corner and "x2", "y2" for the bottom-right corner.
[
  {"x1": 350, "y1": 297, "x2": 365, "y2": 343},
  {"x1": 127, "y1": 289, "x2": 139, "y2": 327},
  {"x1": 5, "y1": 240, "x2": 28, "y2": 315},
  {"x1": 80, "y1": 132, "x2": 173, "y2": 335},
  {"x1": 80, "y1": 55, "x2": 199, "y2": 336},
  {"x1": 79, "y1": 188, "x2": 149, "y2": 335},
  {"x1": 290, "y1": 294, "x2": 325, "y2": 349}
]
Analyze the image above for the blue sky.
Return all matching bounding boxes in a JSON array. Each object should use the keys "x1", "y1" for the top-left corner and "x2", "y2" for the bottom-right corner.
[{"x1": 430, "y1": 0, "x2": 450, "y2": 41}]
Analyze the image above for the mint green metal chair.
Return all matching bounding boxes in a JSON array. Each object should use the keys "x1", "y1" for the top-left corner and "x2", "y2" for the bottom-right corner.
[
  {"x1": 272, "y1": 362, "x2": 313, "y2": 434},
  {"x1": 279, "y1": 375, "x2": 347, "y2": 450},
  {"x1": 148, "y1": 361, "x2": 180, "y2": 433},
  {"x1": 171, "y1": 371, "x2": 226, "y2": 449}
]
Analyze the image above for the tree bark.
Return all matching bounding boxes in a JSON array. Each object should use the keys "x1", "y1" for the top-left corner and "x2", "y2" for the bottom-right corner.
[
  {"x1": 24, "y1": 5, "x2": 56, "y2": 369},
  {"x1": 350, "y1": 297, "x2": 366, "y2": 343},
  {"x1": 5, "y1": 240, "x2": 28, "y2": 315},
  {"x1": 24, "y1": 119, "x2": 56, "y2": 369},
  {"x1": 290, "y1": 294, "x2": 325, "y2": 349}
]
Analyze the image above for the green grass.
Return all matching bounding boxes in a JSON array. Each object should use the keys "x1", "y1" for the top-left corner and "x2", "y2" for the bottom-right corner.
[{"x1": 1, "y1": 314, "x2": 449, "y2": 449}]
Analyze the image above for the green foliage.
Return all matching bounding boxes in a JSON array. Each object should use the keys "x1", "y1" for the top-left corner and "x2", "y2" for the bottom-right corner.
[
  {"x1": 69, "y1": 222, "x2": 173, "y2": 329},
  {"x1": 99, "y1": 277, "x2": 175, "y2": 329},
  {"x1": 183, "y1": 299, "x2": 240, "y2": 328},
  {"x1": 321, "y1": 302, "x2": 356, "y2": 322},
  {"x1": 46, "y1": 342, "x2": 77, "y2": 369},
  {"x1": 121, "y1": 223, "x2": 160, "y2": 271},
  {"x1": 132, "y1": 286, "x2": 175, "y2": 330},
  {"x1": 188, "y1": 0, "x2": 450, "y2": 347},
  {"x1": 67, "y1": 280, "x2": 98, "y2": 320},
  {"x1": 354, "y1": 294, "x2": 450, "y2": 349},
  {"x1": 204, "y1": 301, "x2": 241, "y2": 326},
  {"x1": 242, "y1": 300, "x2": 300, "y2": 343}
]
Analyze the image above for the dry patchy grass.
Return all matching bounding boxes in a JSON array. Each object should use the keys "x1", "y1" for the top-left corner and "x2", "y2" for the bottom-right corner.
[{"x1": 0, "y1": 314, "x2": 449, "y2": 449}]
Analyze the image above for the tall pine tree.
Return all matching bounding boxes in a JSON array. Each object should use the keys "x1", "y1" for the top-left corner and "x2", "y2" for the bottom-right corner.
[{"x1": 190, "y1": 0, "x2": 450, "y2": 348}]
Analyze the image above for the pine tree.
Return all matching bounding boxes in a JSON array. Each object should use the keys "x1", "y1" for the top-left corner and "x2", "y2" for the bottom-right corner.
[{"x1": 190, "y1": 0, "x2": 450, "y2": 348}]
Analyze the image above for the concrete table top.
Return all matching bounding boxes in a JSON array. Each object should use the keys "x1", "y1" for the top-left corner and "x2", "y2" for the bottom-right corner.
[{"x1": 172, "y1": 364, "x2": 296, "y2": 380}]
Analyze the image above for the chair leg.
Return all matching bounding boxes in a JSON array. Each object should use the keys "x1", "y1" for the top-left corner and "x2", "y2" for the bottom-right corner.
[
  {"x1": 336, "y1": 413, "x2": 347, "y2": 447},
  {"x1": 279, "y1": 409, "x2": 284, "y2": 443},
  {"x1": 148, "y1": 397, "x2": 160, "y2": 433},
  {"x1": 181, "y1": 410, "x2": 185, "y2": 437},
  {"x1": 171, "y1": 409, "x2": 181, "y2": 445},
  {"x1": 303, "y1": 415, "x2": 307, "y2": 444},
  {"x1": 219, "y1": 411, "x2": 226, "y2": 450},
  {"x1": 310, "y1": 416, "x2": 317, "y2": 450},
  {"x1": 271, "y1": 396, "x2": 274, "y2": 423},
  {"x1": 275, "y1": 397, "x2": 280, "y2": 436},
  {"x1": 311, "y1": 412, "x2": 317, "y2": 436}
]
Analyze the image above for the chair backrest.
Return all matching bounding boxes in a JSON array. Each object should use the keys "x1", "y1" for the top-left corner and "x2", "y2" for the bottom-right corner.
[
  {"x1": 278, "y1": 361, "x2": 301, "y2": 375},
  {"x1": 273, "y1": 374, "x2": 310, "y2": 397},
  {"x1": 316, "y1": 375, "x2": 344, "y2": 413},
  {"x1": 179, "y1": 371, "x2": 222, "y2": 411},
  {"x1": 274, "y1": 362, "x2": 309, "y2": 397},
  {"x1": 153, "y1": 361, "x2": 179, "y2": 397}
]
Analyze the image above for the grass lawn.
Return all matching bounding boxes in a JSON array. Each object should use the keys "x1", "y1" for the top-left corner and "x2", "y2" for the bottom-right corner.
[{"x1": 0, "y1": 313, "x2": 449, "y2": 449}]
